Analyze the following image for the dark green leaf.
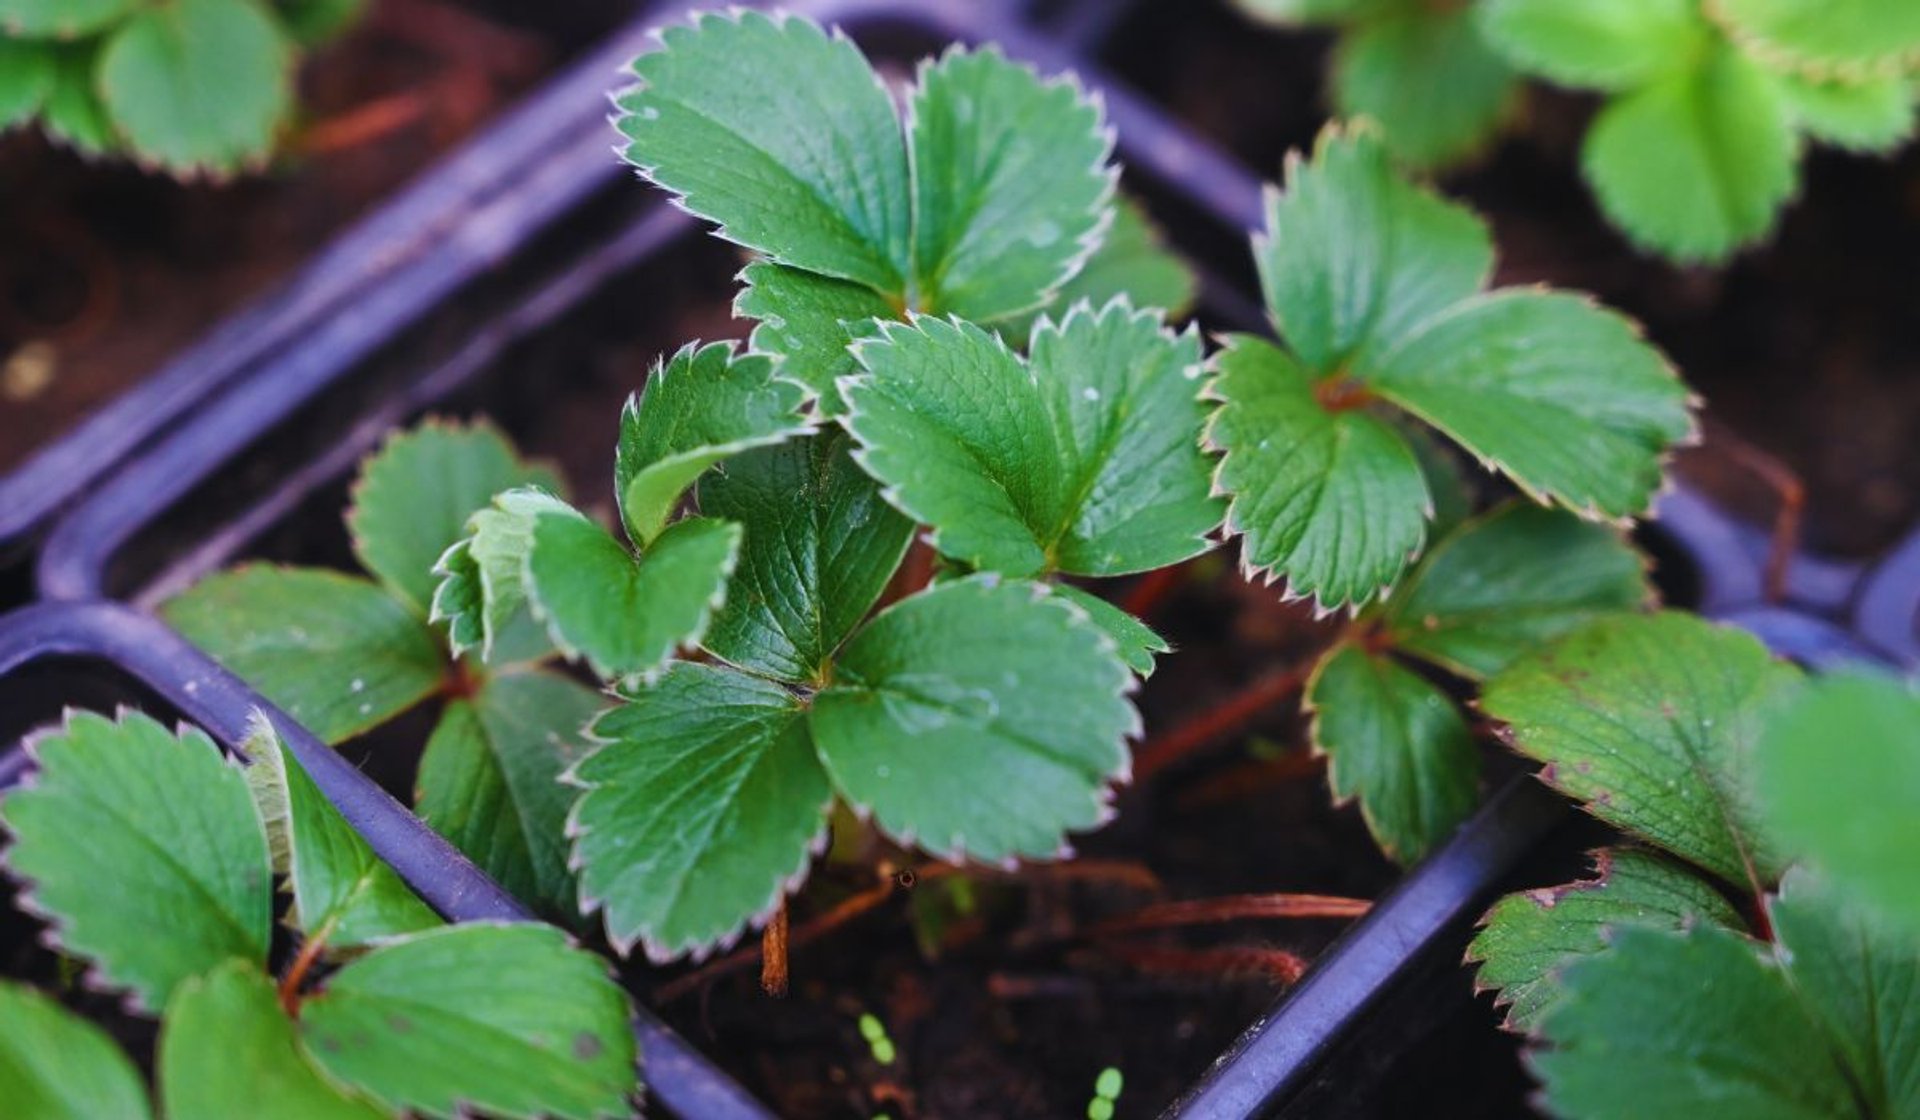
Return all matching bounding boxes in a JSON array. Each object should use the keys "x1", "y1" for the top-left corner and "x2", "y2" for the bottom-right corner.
[
  {"x1": 40, "y1": 41, "x2": 115, "y2": 155},
  {"x1": 0, "y1": 36, "x2": 56, "y2": 128},
  {"x1": 98, "y1": 0, "x2": 292, "y2": 175},
  {"x1": 735, "y1": 260, "x2": 895, "y2": 411},
  {"x1": 0, "y1": 982, "x2": 150, "y2": 1120},
  {"x1": 1052, "y1": 583, "x2": 1170, "y2": 678}
]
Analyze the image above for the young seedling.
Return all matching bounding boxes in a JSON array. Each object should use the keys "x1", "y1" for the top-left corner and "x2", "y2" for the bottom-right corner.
[
  {"x1": 165, "y1": 420, "x2": 603, "y2": 922},
  {"x1": 1466, "y1": 614, "x2": 1920, "y2": 1117},
  {"x1": 1478, "y1": 0, "x2": 1920, "y2": 262},
  {"x1": 0, "y1": 0, "x2": 358, "y2": 175},
  {"x1": 1232, "y1": 0, "x2": 1519, "y2": 168},
  {"x1": 0, "y1": 709, "x2": 635, "y2": 1119}
]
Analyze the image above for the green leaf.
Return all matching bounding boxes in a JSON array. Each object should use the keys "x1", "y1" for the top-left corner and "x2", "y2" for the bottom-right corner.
[
  {"x1": 298, "y1": 923, "x2": 637, "y2": 1120},
  {"x1": 845, "y1": 304, "x2": 1219, "y2": 578},
  {"x1": 165, "y1": 566, "x2": 445, "y2": 744},
  {"x1": 1477, "y1": 0, "x2": 1708, "y2": 92},
  {"x1": 40, "y1": 41, "x2": 114, "y2": 155},
  {"x1": 1208, "y1": 335, "x2": 1430, "y2": 609},
  {"x1": 161, "y1": 961, "x2": 386, "y2": 1120},
  {"x1": 0, "y1": 37, "x2": 56, "y2": 129},
  {"x1": 698, "y1": 432, "x2": 913, "y2": 684},
  {"x1": 569, "y1": 662, "x2": 829, "y2": 959},
  {"x1": 242, "y1": 717, "x2": 437, "y2": 948},
  {"x1": 1306, "y1": 643, "x2": 1478, "y2": 864},
  {"x1": 1042, "y1": 199, "x2": 1196, "y2": 324},
  {"x1": 908, "y1": 45, "x2": 1112, "y2": 322},
  {"x1": 1368, "y1": 290, "x2": 1692, "y2": 519},
  {"x1": 98, "y1": 0, "x2": 291, "y2": 175},
  {"x1": 1, "y1": 710, "x2": 270, "y2": 1011},
  {"x1": 274, "y1": 0, "x2": 363, "y2": 45},
  {"x1": 1331, "y1": 8, "x2": 1517, "y2": 169},
  {"x1": 1714, "y1": 0, "x2": 1920, "y2": 79},
  {"x1": 1467, "y1": 846, "x2": 1741, "y2": 1032},
  {"x1": 348, "y1": 419, "x2": 562, "y2": 616},
  {"x1": 1758, "y1": 673, "x2": 1920, "y2": 935},
  {"x1": 615, "y1": 10, "x2": 910, "y2": 292},
  {"x1": 1052, "y1": 583, "x2": 1170, "y2": 678},
  {"x1": 524, "y1": 506, "x2": 741, "y2": 682},
  {"x1": 1773, "y1": 70, "x2": 1917, "y2": 151},
  {"x1": 736, "y1": 260, "x2": 895, "y2": 410},
  {"x1": 415, "y1": 670, "x2": 603, "y2": 922},
  {"x1": 1382, "y1": 503, "x2": 1649, "y2": 679},
  {"x1": 0, "y1": 982, "x2": 150, "y2": 1120},
  {"x1": 1482, "y1": 612, "x2": 1803, "y2": 889},
  {"x1": 1581, "y1": 42, "x2": 1798, "y2": 263},
  {"x1": 812, "y1": 576, "x2": 1137, "y2": 863},
  {"x1": 1532, "y1": 924, "x2": 1857, "y2": 1119},
  {"x1": 1257, "y1": 125, "x2": 1492, "y2": 376},
  {"x1": 431, "y1": 488, "x2": 562, "y2": 665},
  {"x1": 0, "y1": 0, "x2": 135, "y2": 37},
  {"x1": 614, "y1": 341, "x2": 810, "y2": 547},
  {"x1": 1231, "y1": 0, "x2": 1396, "y2": 25}
]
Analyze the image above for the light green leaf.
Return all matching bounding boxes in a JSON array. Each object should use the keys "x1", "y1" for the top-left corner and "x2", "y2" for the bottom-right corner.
[
  {"x1": 1052, "y1": 583, "x2": 1169, "y2": 678},
  {"x1": 812, "y1": 576, "x2": 1137, "y2": 863},
  {"x1": 1467, "y1": 846, "x2": 1741, "y2": 1032},
  {"x1": 1209, "y1": 335, "x2": 1430, "y2": 609},
  {"x1": 1532, "y1": 924, "x2": 1857, "y2": 1119},
  {"x1": 909, "y1": 45, "x2": 1111, "y2": 322},
  {"x1": 1714, "y1": 0, "x2": 1920, "y2": 79},
  {"x1": 614, "y1": 341, "x2": 810, "y2": 547},
  {"x1": 698, "y1": 432, "x2": 913, "y2": 684},
  {"x1": 1482, "y1": 612, "x2": 1803, "y2": 890},
  {"x1": 1, "y1": 710, "x2": 270, "y2": 1011},
  {"x1": 1368, "y1": 290, "x2": 1692, "y2": 519},
  {"x1": 615, "y1": 10, "x2": 910, "y2": 292},
  {"x1": 845, "y1": 304, "x2": 1219, "y2": 578},
  {"x1": 1758, "y1": 673, "x2": 1920, "y2": 935},
  {"x1": 569, "y1": 662, "x2": 830, "y2": 959},
  {"x1": 299, "y1": 923, "x2": 637, "y2": 1120},
  {"x1": 1257, "y1": 125, "x2": 1492, "y2": 376},
  {"x1": 1331, "y1": 8, "x2": 1517, "y2": 169},
  {"x1": 1382, "y1": 503, "x2": 1649, "y2": 679},
  {"x1": 1477, "y1": 0, "x2": 1708, "y2": 92},
  {"x1": 0, "y1": 0, "x2": 135, "y2": 37},
  {"x1": 1773, "y1": 70, "x2": 1917, "y2": 151},
  {"x1": 416, "y1": 670, "x2": 603, "y2": 923},
  {"x1": 1306, "y1": 643, "x2": 1478, "y2": 864},
  {"x1": 348, "y1": 419, "x2": 561, "y2": 616},
  {"x1": 0, "y1": 982, "x2": 150, "y2": 1120},
  {"x1": 0, "y1": 37, "x2": 56, "y2": 128},
  {"x1": 1582, "y1": 42, "x2": 1798, "y2": 263},
  {"x1": 165, "y1": 566, "x2": 445, "y2": 744},
  {"x1": 431, "y1": 488, "x2": 563, "y2": 665},
  {"x1": 524, "y1": 506, "x2": 741, "y2": 682},
  {"x1": 241, "y1": 717, "x2": 437, "y2": 948},
  {"x1": 98, "y1": 0, "x2": 291, "y2": 175},
  {"x1": 161, "y1": 961, "x2": 387, "y2": 1120},
  {"x1": 40, "y1": 41, "x2": 114, "y2": 155},
  {"x1": 736, "y1": 260, "x2": 895, "y2": 411}
]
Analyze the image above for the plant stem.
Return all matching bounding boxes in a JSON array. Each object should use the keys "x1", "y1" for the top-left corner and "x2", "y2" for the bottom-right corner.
[
  {"x1": 1121, "y1": 564, "x2": 1185, "y2": 620},
  {"x1": 1134, "y1": 665, "x2": 1312, "y2": 781},
  {"x1": 1100, "y1": 942, "x2": 1308, "y2": 986},
  {"x1": 278, "y1": 919, "x2": 336, "y2": 1016},
  {"x1": 760, "y1": 901, "x2": 790, "y2": 997},
  {"x1": 1088, "y1": 893, "x2": 1369, "y2": 938},
  {"x1": 1714, "y1": 427, "x2": 1803, "y2": 603}
]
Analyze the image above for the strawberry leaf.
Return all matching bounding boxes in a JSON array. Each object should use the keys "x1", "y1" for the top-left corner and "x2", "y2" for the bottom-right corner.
[
  {"x1": 0, "y1": 37, "x2": 56, "y2": 128},
  {"x1": 1714, "y1": 0, "x2": 1920, "y2": 79},
  {"x1": 0, "y1": 982, "x2": 151, "y2": 1120},
  {"x1": 0, "y1": 0, "x2": 135, "y2": 37},
  {"x1": 41, "y1": 41, "x2": 118, "y2": 158},
  {"x1": 98, "y1": 0, "x2": 291, "y2": 176},
  {"x1": 431, "y1": 488, "x2": 559, "y2": 666},
  {"x1": 1009, "y1": 198, "x2": 1197, "y2": 344},
  {"x1": 1052, "y1": 583, "x2": 1169, "y2": 678},
  {"x1": 735, "y1": 261, "x2": 895, "y2": 411},
  {"x1": 1476, "y1": 0, "x2": 1707, "y2": 91},
  {"x1": 1330, "y1": 7, "x2": 1516, "y2": 169},
  {"x1": 1773, "y1": 70, "x2": 1918, "y2": 151}
]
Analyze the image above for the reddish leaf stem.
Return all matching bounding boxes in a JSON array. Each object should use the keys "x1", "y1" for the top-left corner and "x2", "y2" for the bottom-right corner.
[
  {"x1": 760, "y1": 901, "x2": 790, "y2": 997},
  {"x1": 1134, "y1": 665, "x2": 1312, "y2": 781},
  {"x1": 1088, "y1": 892, "x2": 1370, "y2": 938}
]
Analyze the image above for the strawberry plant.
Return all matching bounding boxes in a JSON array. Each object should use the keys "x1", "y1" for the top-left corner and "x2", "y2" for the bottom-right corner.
[
  {"x1": 0, "y1": 708, "x2": 636, "y2": 1118},
  {"x1": 0, "y1": 0, "x2": 358, "y2": 175}
]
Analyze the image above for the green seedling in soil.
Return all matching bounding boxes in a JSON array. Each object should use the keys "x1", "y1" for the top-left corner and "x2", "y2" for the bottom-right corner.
[
  {"x1": 0, "y1": 709, "x2": 636, "y2": 1119},
  {"x1": 1088, "y1": 1066, "x2": 1125, "y2": 1120},
  {"x1": 0, "y1": 0, "x2": 362, "y2": 176},
  {"x1": 1467, "y1": 614, "x2": 1920, "y2": 1118}
]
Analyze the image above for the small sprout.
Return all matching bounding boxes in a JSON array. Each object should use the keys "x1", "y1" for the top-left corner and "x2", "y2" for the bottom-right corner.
[
  {"x1": 858, "y1": 1013, "x2": 898, "y2": 1065},
  {"x1": 1089, "y1": 1066, "x2": 1124, "y2": 1120}
]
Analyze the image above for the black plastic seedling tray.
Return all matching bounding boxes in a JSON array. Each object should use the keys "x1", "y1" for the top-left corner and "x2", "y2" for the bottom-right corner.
[{"x1": 4, "y1": 0, "x2": 1915, "y2": 1117}]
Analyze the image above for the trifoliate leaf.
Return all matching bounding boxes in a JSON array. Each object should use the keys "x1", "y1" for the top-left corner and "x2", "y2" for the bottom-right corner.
[
  {"x1": 812, "y1": 576, "x2": 1137, "y2": 863},
  {"x1": 1331, "y1": 7, "x2": 1517, "y2": 169},
  {"x1": 1368, "y1": 290, "x2": 1692, "y2": 519},
  {"x1": 845, "y1": 304, "x2": 1219, "y2": 578},
  {"x1": 569, "y1": 662, "x2": 829, "y2": 959},
  {"x1": 1306, "y1": 643, "x2": 1478, "y2": 864},
  {"x1": 1209, "y1": 335, "x2": 1430, "y2": 609},
  {"x1": 242, "y1": 717, "x2": 436, "y2": 948},
  {"x1": 1467, "y1": 847, "x2": 1741, "y2": 1032},
  {"x1": 40, "y1": 42, "x2": 114, "y2": 155},
  {"x1": 1758, "y1": 673, "x2": 1920, "y2": 935},
  {"x1": 908, "y1": 45, "x2": 1112, "y2": 323},
  {"x1": 1257, "y1": 125, "x2": 1492, "y2": 376},
  {"x1": 347, "y1": 420, "x2": 561, "y2": 616},
  {"x1": 0, "y1": 0, "x2": 135, "y2": 37},
  {"x1": 1, "y1": 710, "x2": 270, "y2": 1011},
  {"x1": 1713, "y1": 0, "x2": 1920, "y2": 79},
  {"x1": 161, "y1": 961, "x2": 387, "y2": 1120},
  {"x1": 524, "y1": 506, "x2": 740, "y2": 682},
  {"x1": 614, "y1": 341, "x2": 810, "y2": 547},
  {"x1": 415, "y1": 670, "x2": 603, "y2": 923},
  {"x1": 0, "y1": 982, "x2": 150, "y2": 1120},
  {"x1": 698, "y1": 432, "x2": 913, "y2": 684},
  {"x1": 0, "y1": 37, "x2": 56, "y2": 129},
  {"x1": 1052, "y1": 583, "x2": 1170, "y2": 678},
  {"x1": 1382, "y1": 503, "x2": 1649, "y2": 679},
  {"x1": 1532, "y1": 924, "x2": 1857, "y2": 1119},
  {"x1": 298, "y1": 923, "x2": 637, "y2": 1120},
  {"x1": 164, "y1": 566, "x2": 444, "y2": 744},
  {"x1": 615, "y1": 10, "x2": 911, "y2": 292},
  {"x1": 736, "y1": 260, "x2": 895, "y2": 410},
  {"x1": 1482, "y1": 612, "x2": 1803, "y2": 890},
  {"x1": 431, "y1": 488, "x2": 561, "y2": 665},
  {"x1": 98, "y1": 0, "x2": 291, "y2": 175},
  {"x1": 1582, "y1": 42, "x2": 1797, "y2": 263},
  {"x1": 1477, "y1": 0, "x2": 1707, "y2": 91},
  {"x1": 1773, "y1": 70, "x2": 1918, "y2": 151}
]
